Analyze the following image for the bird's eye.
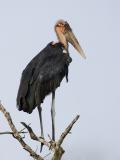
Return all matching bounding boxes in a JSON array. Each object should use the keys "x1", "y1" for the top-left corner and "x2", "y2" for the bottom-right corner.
[
  {"x1": 58, "y1": 23, "x2": 62, "y2": 26},
  {"x1": 56, "y1": 23, "x2": 64, "y2": 27}
]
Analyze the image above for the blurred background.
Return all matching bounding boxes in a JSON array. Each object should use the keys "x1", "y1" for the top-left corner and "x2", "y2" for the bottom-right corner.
[{"x1": 0, "y1": 0, "x2": 120, "y2": 159}]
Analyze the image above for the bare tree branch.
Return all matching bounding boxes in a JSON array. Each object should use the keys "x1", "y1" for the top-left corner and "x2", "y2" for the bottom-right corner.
[
  {"x1": 0, "y1": 101, "x2": 80, "y2": 160},
  {"x1": 0, "y1": 102, "x2": 43, "y2": 160},
  {"x1": 0, "y1": 131, "x2": 27, "y2": 135},
  {"x1": 57, "y1": 115, "x2": 80, "y2": 146},
  {"x1": 51, "y1": 115, "x2": 80, "y2": 160},
  {"x1": 21, "y1": 122, "x2": 51, "y2": 150}
]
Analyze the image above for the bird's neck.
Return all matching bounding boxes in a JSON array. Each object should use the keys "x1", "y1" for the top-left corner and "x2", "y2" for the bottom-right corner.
[{"x1": 55, "y1": 27, "x2": 68, "y2": 50}]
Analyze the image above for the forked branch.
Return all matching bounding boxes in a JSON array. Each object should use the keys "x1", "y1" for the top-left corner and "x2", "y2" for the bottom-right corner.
[{"x1": 0, "y1": 102, "x2": 80, "y2": 160}]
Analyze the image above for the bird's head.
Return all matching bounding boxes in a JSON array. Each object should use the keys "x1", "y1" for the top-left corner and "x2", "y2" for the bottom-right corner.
[{"x1": 55, "y1": 19, "x2": 86, "y2": 59}]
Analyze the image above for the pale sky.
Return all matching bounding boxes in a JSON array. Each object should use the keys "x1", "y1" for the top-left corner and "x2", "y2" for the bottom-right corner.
[{"x1": 0, "y1": 0, "x2": 120, "y2": 160}]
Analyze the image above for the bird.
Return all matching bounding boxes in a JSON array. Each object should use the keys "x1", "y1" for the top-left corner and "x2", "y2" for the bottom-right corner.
[{"x1": 17, "y1": 19, "x2": 86, "y2": 151}]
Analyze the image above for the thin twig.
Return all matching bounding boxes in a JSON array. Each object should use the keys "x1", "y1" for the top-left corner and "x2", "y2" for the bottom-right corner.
[
  {"x1": 57, "y1": 115, "x2": 80, "y2": 146},
  {"x1": 0, "y1": 124, "x2": 29, "y2": 135},
  {"x1": 0, "y1": 131, "x2": 27, "y2": 135},
  {"x1": 21, "y1": 122, "x2": 51, "y2": 149},
  {"x1": 19, "y1": 123, "x2": 31, "y2": 132}
]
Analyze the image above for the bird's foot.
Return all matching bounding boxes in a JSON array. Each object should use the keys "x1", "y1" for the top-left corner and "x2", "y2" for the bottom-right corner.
[
  {"x1": 48, "y1": 134, "x2": 56, "y2": 150},
  {"x1": 49, "y1": 140, "x2": 56, "y2": 150}
]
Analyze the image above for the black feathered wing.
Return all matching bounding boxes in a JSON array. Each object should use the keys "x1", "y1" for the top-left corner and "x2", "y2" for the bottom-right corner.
[{"x1": 17, "y1": 43, "x2": 71, "y2": 113}]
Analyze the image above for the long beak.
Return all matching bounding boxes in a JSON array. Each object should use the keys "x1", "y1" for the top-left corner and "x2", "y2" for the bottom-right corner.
[{"x1": 65, "y1": 31, "x2": 86, "y2": 59}]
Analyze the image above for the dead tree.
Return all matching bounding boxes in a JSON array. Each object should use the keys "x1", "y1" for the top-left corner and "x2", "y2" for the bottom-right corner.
[{"x1": 0, "y1": 102, "x2": 80, "y2": 160}]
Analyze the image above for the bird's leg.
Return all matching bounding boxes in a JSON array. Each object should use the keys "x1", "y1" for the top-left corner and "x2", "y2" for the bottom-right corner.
[
  {"x1": 51, "y1": 91, "x2": 55, "y2": 141},
  {"x1": 37, "y1": 105, "x2": 44, "y2": 152}
]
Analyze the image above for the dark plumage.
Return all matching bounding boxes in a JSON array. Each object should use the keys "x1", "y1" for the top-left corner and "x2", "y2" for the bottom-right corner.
[
  {"x1": 17, "y1": 42, "x2": 72, "y2": 114},
  {"x1": 17, "y1": 20, "x2": 85, "y2": 150}
]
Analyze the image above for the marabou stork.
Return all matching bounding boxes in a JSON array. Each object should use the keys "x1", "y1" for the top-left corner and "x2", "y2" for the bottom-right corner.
[{"x1": 17, "y1": 19, "x2": 86, "y2": 151}]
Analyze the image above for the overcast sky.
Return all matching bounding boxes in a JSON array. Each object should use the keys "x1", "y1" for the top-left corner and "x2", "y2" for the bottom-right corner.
[{"x1": 0, "y1": 0, "x2": 120, "y2": 160}]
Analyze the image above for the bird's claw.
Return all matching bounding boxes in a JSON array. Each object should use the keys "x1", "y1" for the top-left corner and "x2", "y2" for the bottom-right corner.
[{"x1": 49, "y1": 140, "x2": 56, "y2": 150}]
